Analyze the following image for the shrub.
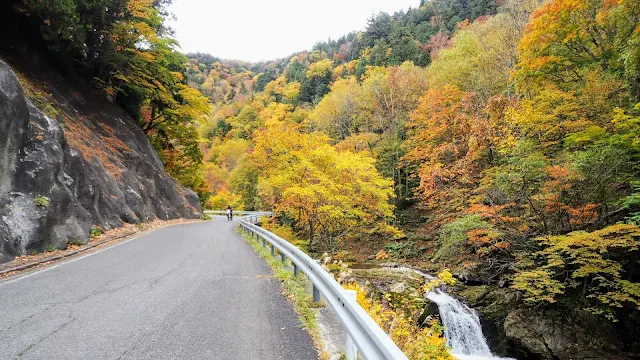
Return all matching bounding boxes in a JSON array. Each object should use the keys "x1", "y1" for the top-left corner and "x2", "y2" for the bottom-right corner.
[
  {"x1": 69, "y1": 238, "x2": 84, "y2": 246},
  {"x1": 513, "y1": 223, "x2": 640, "y2": 321},
  {"x1": 434, "y1": 214, "x2": 489, "y2": 260},
  {"x1": 262, "y1": 220, "x2": 309, "y2": 251},
  {"x1": 342, "y1": 270, "x2": 456, "y2": 359},
  {"x1": 375, "y1": 249, "x2": 390, "y2": 260},
  {"x1": 90, "y1": 226, "x2": 104, "y2": 237},
  {"x1": 384, "y1": 241, "x2": 418, "y2": 259}
]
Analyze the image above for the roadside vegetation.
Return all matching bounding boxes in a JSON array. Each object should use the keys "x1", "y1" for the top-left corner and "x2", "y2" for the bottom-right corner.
[
  {"x1": 342, "y1": 270, "x2": 456, "y2": 359},
  {"x1": 239, "y1": 224, "x2": 459, "y2": 359},
  {"x1": 237, "y1": 228, "x2": 326, "y2": 359}
]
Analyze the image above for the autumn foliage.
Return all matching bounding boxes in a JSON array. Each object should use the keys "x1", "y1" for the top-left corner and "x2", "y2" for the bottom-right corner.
[{"x1": 193, "y1": 0, "x2": 640, "y2": 330}]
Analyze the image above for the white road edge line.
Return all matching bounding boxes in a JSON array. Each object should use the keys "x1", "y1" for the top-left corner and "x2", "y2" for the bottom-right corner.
[
  {"x1": 0, "y1": 220, "x2": 217, "y2": 288},
  {"x1": 0, "y1": 235, "x2": 140, "y2": 288}
]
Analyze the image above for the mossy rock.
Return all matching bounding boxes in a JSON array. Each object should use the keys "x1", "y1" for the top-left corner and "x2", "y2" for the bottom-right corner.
[
  {"x1": 351, "y1": 267, "x2": 426, "y2": 289},
  {"x1": 457, "y1": 284, "x2": 491, "y2": 304},
  {"x1": 352, "y1": 267, "x2": 428, "y2": 310},
  {"x1": 456, "y1": 284, "x2": 518, "y2": 321}
]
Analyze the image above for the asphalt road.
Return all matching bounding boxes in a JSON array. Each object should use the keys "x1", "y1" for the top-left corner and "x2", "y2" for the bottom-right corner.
[{"x1": 0, "y1": 218, "x2": 318, "y2": 360}]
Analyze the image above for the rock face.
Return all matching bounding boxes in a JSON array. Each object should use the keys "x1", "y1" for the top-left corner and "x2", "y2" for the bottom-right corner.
[
  {"x1": 0, "y1": 59, "x2": 202, "y2": 263},
  {"x1": 504, "y1": 309, "x2": 625, "y2": 360}
]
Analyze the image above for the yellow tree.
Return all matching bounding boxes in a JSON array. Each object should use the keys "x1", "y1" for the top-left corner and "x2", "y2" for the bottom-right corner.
[
  {"x1": 307, "y1": 76, "x2": 365, "y2": 139},
  {"x1": 515, "y1": 0, "x2": 640, "y2": 100},
  {"x1": 252, "y1": 125, "x2": 400, "y2": 249}
]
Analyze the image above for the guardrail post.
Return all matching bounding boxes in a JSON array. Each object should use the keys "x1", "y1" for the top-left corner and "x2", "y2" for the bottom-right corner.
[
  {"x1": 345, "y1": 290, "x2": 358, "y2": 360},
  {"x1": 280, "y1": 252, "x2": 286, "y2": 263},
  {"x1": 313, "y1": 259, "x2": 321, "y2": 302},
  {"x1": 262, "y1": 238, "x2": 266, "y2": 247},
  {"x1": 270, "y1": 244, "x2": 275, "y2": 256},
  {"x1": 293, "y1": 263, "x2": 300, "y2": 277}
]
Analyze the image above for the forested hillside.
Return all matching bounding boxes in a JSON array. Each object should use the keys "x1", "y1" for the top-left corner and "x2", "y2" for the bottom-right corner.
[{"x1": 191, "y1": 0, "x2": 640, "y2": 357}]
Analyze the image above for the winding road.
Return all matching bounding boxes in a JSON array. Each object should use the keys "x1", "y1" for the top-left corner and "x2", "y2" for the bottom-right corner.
[{"x1": 0, "y1": 218, "x2": 318, "y2": 359}]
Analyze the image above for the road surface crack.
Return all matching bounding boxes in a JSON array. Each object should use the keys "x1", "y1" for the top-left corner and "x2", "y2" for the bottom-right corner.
[
  {"x1": 116, "y1": 342, "x2": 138, "y2": 360},
  {"x1": 0, "y1": 306, "x2": 52, "y2": 336},
  {"x1": 138, "y1": 240, "x2": 207, "y2": 294},
  {"x1": 75, "y1": 279, "x2": 142, "y2": 303},
  {"x1": 14, "y1": 313, "x2": 76, "y2": 359},
  {"x1": 115, "y1": 328, "x2": 156, "y2": 360}
]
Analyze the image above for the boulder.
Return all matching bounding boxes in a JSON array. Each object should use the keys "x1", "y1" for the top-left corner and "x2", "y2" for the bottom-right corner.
[
  {"x1": 351, "y1": 266, "x2": 427, "y2": 311},
  {"x1": 351, "y1": 267, "x2": 426, "y2": 290},
  {"x1": 389, "y1": 282, "x2": 407, "y2": 293}
]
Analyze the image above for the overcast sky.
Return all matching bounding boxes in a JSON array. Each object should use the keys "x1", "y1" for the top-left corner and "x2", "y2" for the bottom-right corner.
[{"x1": 168, "y1": 0, "x2": 419, "y2": 62}]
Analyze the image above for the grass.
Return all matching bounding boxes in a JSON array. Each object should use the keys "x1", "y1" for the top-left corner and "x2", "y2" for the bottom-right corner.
[
  {"x1": 16, "y1": 74, "x2": 60, "y2": 119},
  {"x1": 34, "y1": 195, "x2": 51, "y2": 208},
  {"x1": 69, "y1": 238, "x2": 85, "y2": 246},
  {"x1": 237, "y1": 227, "x2": 330, "y2": 360},
  {"x1": 90, "y1": 225, "x2": 104, "y2": 238}
]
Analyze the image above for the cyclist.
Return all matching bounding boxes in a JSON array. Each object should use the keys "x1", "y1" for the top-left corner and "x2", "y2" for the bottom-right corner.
[{"x1": 226, "y1": 205, "x2": 233, "y2": 221}]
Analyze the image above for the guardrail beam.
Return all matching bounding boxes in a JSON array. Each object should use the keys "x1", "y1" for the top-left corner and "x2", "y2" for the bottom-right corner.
[{"x1": 237, "y1": 214, "x2": 409, "y2": 360}]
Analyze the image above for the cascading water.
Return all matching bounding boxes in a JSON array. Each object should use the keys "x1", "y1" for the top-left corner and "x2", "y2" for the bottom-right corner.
[
  {"x1": 388, "y1": 267, "x2": 515, "y2": 360},
  {"x1": 427, "y1": 289, "x2": 513, "y2": 360}
]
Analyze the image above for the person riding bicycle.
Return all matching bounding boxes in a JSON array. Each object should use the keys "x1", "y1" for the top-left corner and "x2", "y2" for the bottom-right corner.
[{"x1": 226, "y1": 205, "x2": 233, "y2": 220}]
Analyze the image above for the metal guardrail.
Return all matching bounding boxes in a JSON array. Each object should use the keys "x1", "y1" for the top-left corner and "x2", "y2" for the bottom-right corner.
[
  {"x1": 237, "y1": 213, "x2": 408, "y2": 360},
  {"x1": 204, "y1": 210, "x2": 273, "y2": 217}
]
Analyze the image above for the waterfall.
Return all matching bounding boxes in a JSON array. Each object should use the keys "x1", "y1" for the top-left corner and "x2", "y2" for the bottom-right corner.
[
  {"x1": 387, "y1": 267, "x2": 515, "y2": 360},
  {"x1": 427, "y1": 289, "x2": 515, "y2": 360}
]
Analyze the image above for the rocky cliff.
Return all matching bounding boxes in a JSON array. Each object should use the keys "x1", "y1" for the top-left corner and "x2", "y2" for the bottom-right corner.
[{"x1": 0, "y1": 57, "x2": 202, "y2": 263}]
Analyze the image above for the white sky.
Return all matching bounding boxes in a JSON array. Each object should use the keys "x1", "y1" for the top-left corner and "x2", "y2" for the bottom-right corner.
[{"x1": 169, "y1": 0, "x2": 419, "y2": 62}]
